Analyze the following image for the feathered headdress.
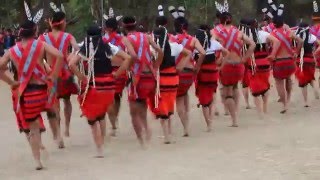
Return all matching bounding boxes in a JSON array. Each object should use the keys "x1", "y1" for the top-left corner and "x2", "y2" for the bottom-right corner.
[
  {"x1": 168, "y1": 6, "x2": 185, "y2": 19},
  {"x1": 215, "y1": 0, "x2": 229, "y2": 14},
  {"x1": 50, "y1": 2, "x2": 66, "y2": 13},
  {"x1": 312, "y1": 1, "x2": 320, "y2": 21},
  {"x1": 158, "y1": 5, "x2": 164, "y2": 16},
  {"x1": 103, "y1": 8, "x2": 123, "y2": 21},
  {"x1": 24, "y1": 1, "x2": 43, "y2": 24},
  {"x1": 261, "y1": 0, "x2": 285, "y2": 19}
]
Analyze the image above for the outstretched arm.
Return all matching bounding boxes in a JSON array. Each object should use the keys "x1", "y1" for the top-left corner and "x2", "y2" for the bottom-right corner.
[
  {"x1": 122, "y1": 37, "x2": 138, "y2": 60},
  {"x1": 43, "y1": 42, "x2": 64, "y2": 78},
  {"x1": 0, "y1": 51, "x2": 17, "y2": 87},
  {"x1": 68, "y1": 53, "x2": 86, "y2": 81},
  {"x1": 216, "y1": 47, "x2": 230, "y2": 65},
  {"x1": 70, "y1": 36, "x2": 80, "y2": 52},
  {"x1": 291, "y1": 32, "x2": 303, "y2": 56},
  {"x1": 112, "y1": 50, "x2": 132, "y2": 78},
  {"x1": 176, "y1": 48, "x2": 192, "y2": 72},
  {"x1": 148, "y1": 35, "x2": 164, "y2": 69},
  {"x1": 266, "y1": 35, "x2": 280, "y2": 61},
  {"x1": 241, "y1": 33, "x2": 256, "y2": 62}
]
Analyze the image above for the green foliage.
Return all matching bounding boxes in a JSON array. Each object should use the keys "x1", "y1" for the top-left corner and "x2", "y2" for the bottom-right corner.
[
  {"x1": 67, "y1": 0, "x2": 95, "y2": 39},
  {"x1": 0, "y1": 0, "x2": 317, "y2": 38}
]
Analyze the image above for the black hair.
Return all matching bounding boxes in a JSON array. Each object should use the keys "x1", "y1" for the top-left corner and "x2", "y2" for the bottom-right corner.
[
  {"x1": 87, "y1": 24, "x2": 102, "y2": 36},
  {"x1": 122, "y1": 16, "x2": 137, "y2": 31},
  {"x1": 6, "y1": 28, "x2": 12, "y2": 33},
  {"x1": 297, "y1": 22, "x2": 312, "y2": 54},
  {"x1": 219, "y1": 12, "x2": 232, "y2": 25},
  {"x1": 105, "y1": 18, "x2": 118, "y2": 31},
  {"x1": 155, "y1": 16, "x2": 168, "y2": 27},
  {"x1": 153, "y1": 26, "x2": 175, "y2": 69},
  {"x1": 273, "y1": 15, "x2": 284, "y2": 28},
  {"x1": 174, "y1": 17, "x2": 189, "y2": 34},
  {"x1": 153, "y1": 26, "x2": 170, "y2": 52},
  {"x1": 195, "y1": 24, "x2": 212, "y2": 50},
  {"x1": 84, "y1": 24, "x2": 112, "y2": 57},
  {"x1": 51, "y1": 11, "x2": 66, "y2": 30},
  {"x1": 19, "y1": 20, "x2": 36, "y2": 39}
]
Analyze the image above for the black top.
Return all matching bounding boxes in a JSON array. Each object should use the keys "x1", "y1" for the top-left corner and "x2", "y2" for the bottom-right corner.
[{"x1": 79, "y1": 37, "x2": 113, "y2": 75}]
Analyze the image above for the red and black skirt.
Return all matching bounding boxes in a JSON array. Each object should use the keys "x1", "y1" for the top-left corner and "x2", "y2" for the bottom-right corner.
[{"x1": 196, "y1": 63, "x2": 219, "y2": 107}]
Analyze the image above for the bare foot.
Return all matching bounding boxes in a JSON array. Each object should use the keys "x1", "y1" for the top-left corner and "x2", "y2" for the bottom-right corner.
[
  {"x1": 229, "y1": 124, "x2": 239, "y2": 127},
  {"x1": 305, "y1": 105, "x2": 310, "y2": 108},
  {"x1": 110, "y1": 129, "x2": 117, "y2": 137},
  {"x1": 35, "y1": 161, "x2": 43, "y2": 171},
  {"x1": 183, "y1": 133, "x2": 189, "y2": 137},
  {"x1": 64, "y1": 130, "x2": 70, "y2": 137},
  {"x1": 56, "y1": 139, "x2": 65, "y2": 149},
  {"x1": 95, "y1": 148, "x2": 104, "y2": 158},
  {"x1": 246, "y1": 106, "x2": 251, "y2": 109},
  {"x1": 280, "y1": 110, "x2": 287, "y2": 114},
  {"x1": 214, "y1": 111, "x2": 220, "y2": 116}
]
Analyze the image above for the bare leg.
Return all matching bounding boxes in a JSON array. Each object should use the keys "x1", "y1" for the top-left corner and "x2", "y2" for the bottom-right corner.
[
  {"x1": 262, "y1": 91, "x2": 270, "y2": 114},
  {"x1": 301, "y1": 86, "x2": 309, "y2": 107},
  {"x1": 220, "y1": 87, "x2": 229, "y2": 115},
  {"x1": 108, "y1": 97, "x2": 121, "y2": 136},
  {"x1": 47, "y1": 107, "x2": 64, "y2": 149},
  {"x1": 224, "y1": 86, "x2": 238, "y2": 127},
  {"x1": 63, "y1": 98, "x2": 72, "y2": 137},
  {"x1": 90, "y1": 121, "x2": 104, "y2": 158},
  {"x1": 275, "y1": 79, "x2": 287, "y2": 113},
  {"x1": 253, "y1": 96, "x2": 263, "y2": 118},
  {"x1": 234, "y1": 87, "x2": 240, "y2": 113},
  {"x1": 100, "y1": 119, "x2": 107, "y2": 138},
  {"x1": 310, "y1": 81, "x2": 320, "y2": 99},
  {"x1": 139, "y1": 102, "x2": 151, "y2": 143},
  {"x1": 286, "y1": 78, "x2": 293, "y2": 104},
  {"x1": 202, "y1": 106, "x2": 212, "y2": 132},
  {"x1": 242, "y1": 87, "x2": 251, "y2": 109},
  {"x1": 160, "y1": 119, "x2": 171, "y2": 144},
  {"x1": 129, "y1": 101, "x2": 144, "y2": 147},
  {"x1": 176, "y1": 96, "x2": 189, "y2": 136},
  {"x1": 213, "y1": 94, "x2": 220, "y2": 116},
  {"x1": 27, "y1": 120, "x2": 43, "y2": 170}
]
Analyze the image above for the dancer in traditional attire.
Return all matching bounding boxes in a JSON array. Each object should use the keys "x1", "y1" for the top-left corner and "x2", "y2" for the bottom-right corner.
[
  {"x1": 0, "y1": 13, "x2": 64, "y2": 169},
  {"x1": 261, "y1": 0, "x2": 290, "y2": 33},
  {"x1": 195, "y1": 24, "x2": 229, "y2": 131},
  {"x1": 150, "y1": 5, "x2": 191, "y2": 143},
  {"x1": 310, "y1": 1, "x2": 320, "y2": 88},
  {"x1": 38, "y1": 3, "x2": 79, "y2": 139},
  {"x1": 69, "y1": 24, "x2": 131, "y2": 157},
  {"x1": 242, "y1": 18, "x2": 280, "y2": 117},
  {"x1": 103, "y1": 9, "x2": 137, "y2": 136},
  {"x1": 295, "y1": 22, "x2": 320, "y2": 107},
  {"x1": 122, "y1": 16, "x2": 163, "y2": 146},
  {"x1": 212, "y1": 0, "x2": 256, "y2": 127},
  {"x1": 269, "y1": 3, "x2": 303, "y2": 113},
  {"x1": 168, "y1": 6, "x2": 206, "y2": 136},
  {"x1": 239, "y1": 19, "x2": 252, "y2": 109}
]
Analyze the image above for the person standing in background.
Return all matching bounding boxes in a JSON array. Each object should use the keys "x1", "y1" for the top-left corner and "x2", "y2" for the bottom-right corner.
[{"x1": 4, "y1": 29, "x2": 16, "y2": 51}]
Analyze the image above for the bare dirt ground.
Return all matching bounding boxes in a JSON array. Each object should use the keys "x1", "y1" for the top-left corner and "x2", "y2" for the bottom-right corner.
[{"x1": 0, "y1": 79, "x2": 320, "y2": 180}]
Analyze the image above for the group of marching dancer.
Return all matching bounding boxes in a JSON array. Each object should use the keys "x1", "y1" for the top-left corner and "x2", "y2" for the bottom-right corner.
[{"x1": 2, "y1": 0, "x2": 320, "y2": 170}]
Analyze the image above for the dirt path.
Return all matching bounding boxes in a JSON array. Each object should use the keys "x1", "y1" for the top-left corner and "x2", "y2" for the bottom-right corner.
[{"x1": 0, "y1": 81, "x2": 320, "y2": 180}]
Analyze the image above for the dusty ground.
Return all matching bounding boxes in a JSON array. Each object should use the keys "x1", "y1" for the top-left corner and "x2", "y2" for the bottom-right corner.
[{"x1": 0, "y1": 79, "x2": 320, "y2": 180}]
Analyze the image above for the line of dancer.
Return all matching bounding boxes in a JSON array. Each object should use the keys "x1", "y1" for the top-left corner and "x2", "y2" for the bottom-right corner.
[{"x1": 1, "y1": 0, "x2": 320, "y2": 170}]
